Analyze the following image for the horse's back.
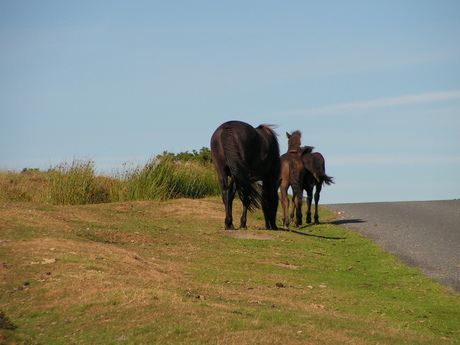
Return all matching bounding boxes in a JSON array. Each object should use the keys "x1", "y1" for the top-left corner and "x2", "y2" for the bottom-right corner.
[
  {"x1": 302, "y1": 152, "x2": 324, "y2": 171},
  {"x1": 280, "y1": 152, "x2": 305, "y2": 191},
  {"x1": 281, "y1": 152, "x2": 304, "y2": 172},
  {"x1": 211, "y1": 120, "x2": 279, "y2": 168},
  {"x1": 302, "y1": 152, "x2": 334, "y2": 186},
  {"x1": 212, "y1": 121, "x2": 255, "y2": 139}
]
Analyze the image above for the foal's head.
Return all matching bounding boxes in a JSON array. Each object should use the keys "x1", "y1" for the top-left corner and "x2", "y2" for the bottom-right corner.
[{"x1": 286, "y1": 131, "x2": 302, "y2": 153}]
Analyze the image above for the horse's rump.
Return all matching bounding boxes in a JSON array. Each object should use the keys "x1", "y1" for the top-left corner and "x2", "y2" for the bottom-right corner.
[{"x1": 302, "y1": 152, "x2": 334, "y2": 186}]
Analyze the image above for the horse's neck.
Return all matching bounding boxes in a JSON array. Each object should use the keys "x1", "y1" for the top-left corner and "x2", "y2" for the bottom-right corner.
[{"x1": 288, "y1": 144, "x2": 301, "y2": 154}]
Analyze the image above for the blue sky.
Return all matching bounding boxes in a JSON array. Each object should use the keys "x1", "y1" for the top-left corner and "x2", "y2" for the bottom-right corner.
[{"x1": 1, "y1": 1, "x2": 459, "y2": 203}]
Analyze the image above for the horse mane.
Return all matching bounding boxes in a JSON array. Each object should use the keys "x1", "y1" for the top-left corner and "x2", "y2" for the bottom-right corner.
[
  {"x1": 257, "y1": 124, "x2": 280, "y2": 152},
  {"x1": 258, "y1": 124, "x2": 278, "y2": 137},
  {"x1": 300, "y1": 146, "x2": 315, "y2": 155}
]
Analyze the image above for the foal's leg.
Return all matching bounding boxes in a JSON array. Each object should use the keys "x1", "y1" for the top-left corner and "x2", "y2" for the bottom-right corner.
[
  {"x1": 305, "y1": 185, "x2": 313, "y2": 224},
  {"x1": 280, "y1": 182, "x2": 290, "y2": 227},
  {"x1": 293, "y1": 194, "x2": 303, "y2": 227},
  {"x1": 295, "y1": 169, "x2": 305, "y2": 227},
  {"x1": 313, "y1": 183, "x2": 322, "y2": 224},
  {"x1": 292, "y1": 185, "x2": 303, "y2": 228},
  {"x1": 289, "y1": 195, "x2": 295, "y2": 221}
]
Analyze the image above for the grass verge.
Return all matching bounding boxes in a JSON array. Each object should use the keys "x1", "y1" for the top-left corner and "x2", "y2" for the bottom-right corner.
[{"x1": 1, "y1": 198, "x2": 459, "y2": 344}]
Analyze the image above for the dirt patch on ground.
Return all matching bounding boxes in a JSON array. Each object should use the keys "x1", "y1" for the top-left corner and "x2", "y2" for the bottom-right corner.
[
  {"x1": 159, "y1": 198, "x2": 223, "y2": 218},
  {"x1": 4, "y1": 237, "x2": 168, "y2": 277},
  {"x1": 217, "y1": 230, "x2": 281, "y2": 241},
  {"x1": 275, "y1": 262, "x2": 300, "y2": 269}
]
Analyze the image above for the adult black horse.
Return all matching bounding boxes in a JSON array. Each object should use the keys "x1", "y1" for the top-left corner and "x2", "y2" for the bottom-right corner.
[{"x1": 210, "y1": 121, "x2": 281, "y2": 230}]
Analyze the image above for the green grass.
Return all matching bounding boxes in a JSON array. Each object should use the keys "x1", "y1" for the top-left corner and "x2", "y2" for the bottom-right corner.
[
  {"x1": 1, "y1": 198, "x2": 458, "y2": 344},
  {"x1": 125, "y1": 156, "x2": 220, "y2": 201}
]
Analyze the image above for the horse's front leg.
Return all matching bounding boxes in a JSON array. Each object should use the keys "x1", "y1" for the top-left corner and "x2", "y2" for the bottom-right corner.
[{"x1": 313, "y1": 183, "x2": 322, "y2": 224}]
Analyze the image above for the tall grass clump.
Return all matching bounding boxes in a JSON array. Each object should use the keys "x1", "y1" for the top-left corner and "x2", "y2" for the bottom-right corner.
[
  {"x1": 48, "y1": 158, "x2": 111, "y2": 205},
  {"x1": 126, "y1": 149, "x2": 220, "y2": 201},
  {"x1": 0, "y1": 148, "x2": 220, "y2": 205},
  {"x1": 0, "y1": 169, "x2": 49, "y2": 203}
]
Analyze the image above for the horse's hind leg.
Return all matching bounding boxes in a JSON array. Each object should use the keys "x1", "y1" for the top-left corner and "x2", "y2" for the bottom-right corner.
[
  {"x1": 291, "y1": 184, "x2": 303, "y2": 227},
  {"x1": 293, "y1": 193, "x2": 303, "y2": 227},
  {"x1": 221, "y1": 177, "x2": 237, "y2": 230},
  {"x1": 289, "y1": 195, "x2": 295, "y2": 225},
  {"x1": 262, "y1": 179, "x2": 279, "y2": 230},
  {"x1": 293, "y1": 169, "x2": 305, "y2": 227},
  {"x1": 305, "y1": 185, "x2": 313, "y2": 224},
  {"x1": 280, "y1": 183, "x2": 290, "y2": 227},
  {"x1": 313, "y1": 183, "x2": 322, "y2": 224},
  {"x1": 240, "y1": 196, "x2": 250, "y2": 229}
]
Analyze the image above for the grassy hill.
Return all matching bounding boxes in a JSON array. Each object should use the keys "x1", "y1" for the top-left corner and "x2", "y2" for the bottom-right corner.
[{"x1": 1, "y1": 197, "x2": 459, "y2": 344}]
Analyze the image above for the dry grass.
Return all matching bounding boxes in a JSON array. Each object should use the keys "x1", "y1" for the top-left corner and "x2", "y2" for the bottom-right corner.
[
  {"x1": 1, "y1": 198, "x2": 459, "y2": 344},
  {"x1": 0, "y1": 156, "x2": 220, "y2": 205}
]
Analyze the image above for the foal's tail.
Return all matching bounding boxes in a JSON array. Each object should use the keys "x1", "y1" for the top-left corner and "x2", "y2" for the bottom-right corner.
[
  {"x1": 320, "y1": 174, "x2": 334, "y2": 186},
  {"x1": 312, "y1": 153, "x2": 334, "y2": 186},
  {"x1": 222, "y1": 130, "x2": 261, "y2": 211}
]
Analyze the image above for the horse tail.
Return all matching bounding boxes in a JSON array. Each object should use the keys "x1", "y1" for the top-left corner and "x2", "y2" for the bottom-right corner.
[
  {"x1": 222, "y1": 128, "x2": 261, "y2": 211},
  {"x1": 312, "y1": 153, "x2": 334, "y2": 186},
  {"x1": 320, "y1": 174, "x2": 334, "y2": 186}
]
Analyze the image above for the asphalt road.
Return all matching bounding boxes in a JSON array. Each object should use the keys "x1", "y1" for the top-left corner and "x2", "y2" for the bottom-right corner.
[{"x1": 324, "y1": 200, "x2": 460, "y2": 293}]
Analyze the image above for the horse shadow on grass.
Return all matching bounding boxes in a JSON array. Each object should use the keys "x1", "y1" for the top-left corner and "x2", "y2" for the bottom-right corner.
[
  {"x1": 277, "y1": 218, "x2": 366, "y2": 240},
  {"x1": 277, "y1": 227, "x2": 345, "y2": 240}
]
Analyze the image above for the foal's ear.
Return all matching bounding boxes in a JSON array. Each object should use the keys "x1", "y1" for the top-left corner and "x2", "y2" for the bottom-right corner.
[{"x1": 286, "y1": 132, "x2": 291, "y2": 138}]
